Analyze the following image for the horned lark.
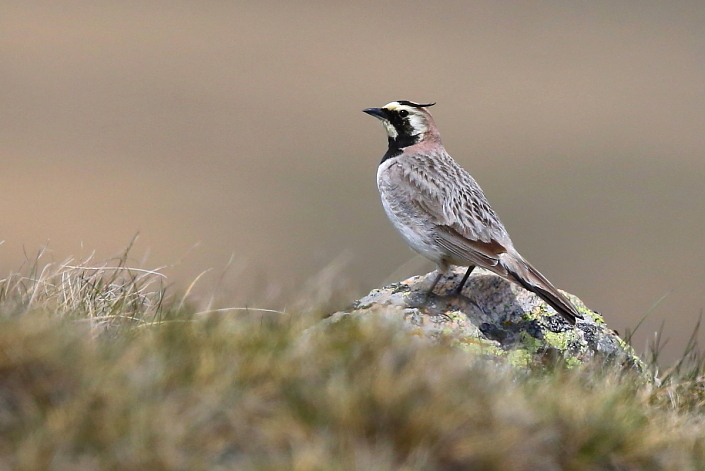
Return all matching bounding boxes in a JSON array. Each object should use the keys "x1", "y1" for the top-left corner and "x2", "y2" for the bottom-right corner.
[{"x1": 363, "y1": 100, "x2": 582, "y2": 324}]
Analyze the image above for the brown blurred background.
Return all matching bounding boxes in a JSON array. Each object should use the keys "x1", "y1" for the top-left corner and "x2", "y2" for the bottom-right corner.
[{"x1": 2, "y1": 1, "x2": 704, "y2": 362}]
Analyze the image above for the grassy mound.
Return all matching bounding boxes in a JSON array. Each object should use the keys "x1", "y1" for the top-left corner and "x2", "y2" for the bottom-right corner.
[{"x1": 1, "y1": 252, "x2": 704, "y2": 470}]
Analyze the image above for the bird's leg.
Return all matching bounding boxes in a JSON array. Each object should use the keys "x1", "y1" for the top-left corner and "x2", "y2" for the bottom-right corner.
[
  {"x1": 426, "y1": 271, "x2": 445, "y2": 296},
  {"x1": 452, "y1": 265, "x2": 476, "y2": 295}
]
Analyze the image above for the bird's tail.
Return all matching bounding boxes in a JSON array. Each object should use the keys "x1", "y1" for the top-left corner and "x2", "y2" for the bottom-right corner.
[{"x1": 499, "y1": 252, "x2": 582, "y2": 325}]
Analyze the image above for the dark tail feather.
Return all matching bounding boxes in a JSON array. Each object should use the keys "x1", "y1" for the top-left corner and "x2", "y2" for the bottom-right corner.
[{"x1": 499, "y1": 253, "x2": 582, "y2": 325}]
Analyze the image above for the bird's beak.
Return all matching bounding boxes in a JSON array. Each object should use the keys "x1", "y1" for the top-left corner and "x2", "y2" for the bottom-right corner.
[{"x1": 363, "y1": 107, "x2": 387, "y2": 120}]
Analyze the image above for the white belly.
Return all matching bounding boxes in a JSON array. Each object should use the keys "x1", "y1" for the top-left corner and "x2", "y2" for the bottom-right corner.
[{"x1": 377, "y1": 162, "x2": 446, "y2": 266}]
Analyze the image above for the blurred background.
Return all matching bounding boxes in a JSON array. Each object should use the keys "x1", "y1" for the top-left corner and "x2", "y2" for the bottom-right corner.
[{"x1": 2, "y1": 0, "x2": 704, "y2": 362}]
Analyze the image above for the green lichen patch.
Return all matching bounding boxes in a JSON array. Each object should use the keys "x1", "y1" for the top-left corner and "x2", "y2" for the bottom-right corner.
[
  {"x1": 452, "y1": 335, "x2": 505, "y2": 358},
  {"x1": 507, "y1": 348, "x2": 534, "y2": 367},
  {"x1": 518, "y1": 331, "x2": 544, "y2": 354},
  {"x1": 543, "y1": 330, "x2": 580, "y2": 351}
]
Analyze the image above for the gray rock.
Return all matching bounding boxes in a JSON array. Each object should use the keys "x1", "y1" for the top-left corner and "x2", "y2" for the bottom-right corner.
[{"x1": 335, "y1": 267, "x2": 644, "y2": 370}]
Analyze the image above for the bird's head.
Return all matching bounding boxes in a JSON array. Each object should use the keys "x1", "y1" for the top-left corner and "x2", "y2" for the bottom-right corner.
[{"x1": 363, "y1": 100, "x2": 440, "y2": 150}]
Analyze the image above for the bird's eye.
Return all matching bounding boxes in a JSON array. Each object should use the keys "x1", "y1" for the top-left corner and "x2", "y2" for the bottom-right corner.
[{"x1": 398, "y1": 110, "x2": 409, "y2": 117}]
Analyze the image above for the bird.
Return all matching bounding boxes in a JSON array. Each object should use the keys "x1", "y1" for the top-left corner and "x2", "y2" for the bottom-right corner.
[{"x1": 363, "y1": 100, "x2": 582, "y2": 325}]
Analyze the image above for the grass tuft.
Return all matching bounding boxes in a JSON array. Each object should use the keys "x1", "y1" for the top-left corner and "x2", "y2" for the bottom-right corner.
[{"x1": 0, "y1": 245, "x2": 185, "y2": 332}]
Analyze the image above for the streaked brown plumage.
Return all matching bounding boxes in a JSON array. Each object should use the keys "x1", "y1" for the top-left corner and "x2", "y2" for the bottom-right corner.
[{"x1": 364, "y1": 100, "x2": 582, "y2": 325}]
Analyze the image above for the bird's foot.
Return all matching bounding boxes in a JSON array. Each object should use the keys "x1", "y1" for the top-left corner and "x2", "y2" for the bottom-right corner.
[{"x1": 450, "y1": 284, "x2": 465, "y2": 296}]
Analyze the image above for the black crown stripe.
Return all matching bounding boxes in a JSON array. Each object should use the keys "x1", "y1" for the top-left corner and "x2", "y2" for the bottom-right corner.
[{"x1": 396, "y1": 100, "x2": 436, "y2": 108}]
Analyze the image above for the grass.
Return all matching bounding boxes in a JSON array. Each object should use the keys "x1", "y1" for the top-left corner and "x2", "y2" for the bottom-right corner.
[{"x1": 1, "y1": 248, "x2": 704, "y2": 470}]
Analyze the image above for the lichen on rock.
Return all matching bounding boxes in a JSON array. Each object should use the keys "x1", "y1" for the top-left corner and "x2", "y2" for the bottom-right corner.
[{"x1": 338, "y1": 267, "x2": 645, "y2": 371}]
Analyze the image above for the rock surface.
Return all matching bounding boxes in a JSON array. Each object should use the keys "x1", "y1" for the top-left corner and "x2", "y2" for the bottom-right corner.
[{"x1": 333, "y1": 267, "x2": 644, "y2": 370}]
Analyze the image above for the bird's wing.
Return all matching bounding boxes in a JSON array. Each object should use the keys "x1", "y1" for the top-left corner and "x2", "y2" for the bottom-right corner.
[
  {"x1": 395, "y1": 152, "x2": 512, "y2": 268},
  {"x1": 432, "y1": 224, "x2": 505, "y2": 269}
]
